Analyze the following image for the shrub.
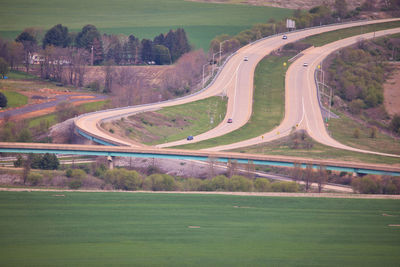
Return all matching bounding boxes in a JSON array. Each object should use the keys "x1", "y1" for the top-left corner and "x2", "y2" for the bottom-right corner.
[
  {"x1": 369, "y1": 126, "x2": 377, "y2": 139},
  {"x1": 94, "y1": 164, "x2": 107, "y2": 177},
  {"x1": 87, "y1": 81, "x2": 101, "y2": 92},
  {"x1": 209, "y1": 175, "x2": 229, "y2": 191},
  {"x1": 390, "y1": 114, "x2": 400, "y2": 134},
  {"x1": 14, "y1": 155, "x2": 23, "y2": 167},
  {"x1": 271, "y1": 181, "x2": 300, "y2": 192},
  {"x1": 103, "y1": 168, "x2": 142, "y2": 190},
  {"x1": 181, "y1": 178, "x2": 202, "y2": 191},
  {"x1": 254, "y1": 178, "x2": 271, "y2": 192},
  {"x1": 68, "y1": 179, "x2": 83, "y2": 189},
  {"x1": 27, "y1": 173, "x2": 43, "y2": 186},
  {"x1": 227, "y1": 175, "x2": 253, "y2": 192},
  {"x1": 353, "y1": 128, "x2": 360, "y2": 138},
  {"x1": 69, "y1": 169, "x2": 87, "y2": 180},
  {"x1": 143, "y1": 173, "x2": 177, "y2": 191},
  {"x1": 0, "y1": 92, "x2": 7, "y2": 108},
  {"x1": 351, "y1": 176, "x2": 381, "y2": 194},
  {"x1": 66, "y1": 168, "x2": 73, "y2": 177}
]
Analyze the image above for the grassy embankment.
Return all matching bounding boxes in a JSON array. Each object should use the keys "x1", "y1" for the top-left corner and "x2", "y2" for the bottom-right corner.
[
  {"x1": 0, "y1": 91, "x2": 28, "y2": 109},
  {"x1": 107, "y1": 96, "x2": 227, "y2": 145},
  {"x1": 27, "y1": 100, "x2": 109, "y2": 128},
  {"x1": 0, "y1": 0, "x2": 291, "y2": 50},
  {"x1": 302, "y1": 20, "x2": 400, "y2": 47},
  {"x1": 0, "y1": 191, "x2": 399, "y2": 266},
  {"x1": 0, "y1": 70, "x2": 110, "y2": 129}
]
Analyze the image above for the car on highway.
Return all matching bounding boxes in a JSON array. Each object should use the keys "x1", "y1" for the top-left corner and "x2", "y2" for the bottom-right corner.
[
  {"x1": 244, "y1": 56, "x2": 248, "y2": 61},
  {"x1": 303, "y1": 63, "x2": 308, "y2": 67},
  {"x1": 282, "y1": 35, "x2": 287, "y2": 40},
  {"x1": 227, "y1": 118, "x2": 233, "y2": 123},
  {"x1": 187, "y1": 135, "x2": 194, "y2": 141}
]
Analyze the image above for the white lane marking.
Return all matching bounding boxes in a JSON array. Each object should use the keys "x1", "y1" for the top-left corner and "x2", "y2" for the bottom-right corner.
[{"x1": 299, "y1": 97, "x2": 306, "y2": 127}]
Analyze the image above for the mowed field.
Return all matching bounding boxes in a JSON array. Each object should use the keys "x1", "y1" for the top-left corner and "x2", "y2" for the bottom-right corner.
[
  {"x1": 0, "y1": 192, "x2": 399, "y2": 266},
  {"x1": 0, "y1": 0, "x2": 292, "y2": 50}
]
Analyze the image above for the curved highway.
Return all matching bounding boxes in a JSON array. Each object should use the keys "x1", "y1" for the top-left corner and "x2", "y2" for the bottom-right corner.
[
  {"x1": 75, "y1": 19, "x2": 400, "y2": 152},
  {"x1": 208, "y1": 27, "x2": 400, "y2": 158}
]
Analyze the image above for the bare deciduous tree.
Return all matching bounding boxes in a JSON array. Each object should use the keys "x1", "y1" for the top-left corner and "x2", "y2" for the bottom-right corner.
[{"x1": 317, "y1": 164, "x2": 328, "y2": 193}]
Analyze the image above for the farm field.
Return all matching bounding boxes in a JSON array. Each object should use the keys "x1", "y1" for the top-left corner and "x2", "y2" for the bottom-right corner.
[
  {"x1": 0, "y1": 191, "x2": 399, "y2": 266},
  {"x1": 0, "y1": 0, "x2": 292, "y2": 50}
]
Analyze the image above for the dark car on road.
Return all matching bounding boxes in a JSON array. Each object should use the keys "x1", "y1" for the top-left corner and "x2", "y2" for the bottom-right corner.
[
  {"x1": 227, "y1": 118, "x2": 233, "y2": 123},
  {"x1": 187, "y1": 135, "x2": 194, "y2": 141}
]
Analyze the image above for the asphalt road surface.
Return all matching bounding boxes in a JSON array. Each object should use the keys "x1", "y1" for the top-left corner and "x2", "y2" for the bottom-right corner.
[
  {"x1": 75, "y1": 19, "x2": 400, "y2": 154},
  {"x1": 208, "y1": 27, "x2": 400, "y2": 158}
]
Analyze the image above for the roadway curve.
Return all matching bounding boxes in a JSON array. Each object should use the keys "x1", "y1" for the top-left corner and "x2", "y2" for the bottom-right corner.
[
  {"x1": 75, "y1": 19, "x2": 400, "y2": 149},
  {"x1": 208, "y1": 27, "x2": 400, "y2": 158}
]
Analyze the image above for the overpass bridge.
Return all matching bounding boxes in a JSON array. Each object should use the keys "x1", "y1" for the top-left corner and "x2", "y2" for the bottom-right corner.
[{"x1": 0, "y1": 142, "x2": 399, "y2": 176}]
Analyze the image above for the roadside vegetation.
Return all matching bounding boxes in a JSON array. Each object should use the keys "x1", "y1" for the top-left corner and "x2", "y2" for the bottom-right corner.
[{"x1": 317, "y1": 33, "x2": 400, "y2": 150}]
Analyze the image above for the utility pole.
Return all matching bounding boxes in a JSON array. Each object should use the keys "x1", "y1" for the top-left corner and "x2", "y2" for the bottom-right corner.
[
  {"x1": 91, "y1": 45, "x2": 94, "y2": 66},
  {"x1": 219, "y1": 40, "x2": 229, "y2": 66},
  {"x1": 202, "y1": 63, "x2": 208, "y2": 88}
]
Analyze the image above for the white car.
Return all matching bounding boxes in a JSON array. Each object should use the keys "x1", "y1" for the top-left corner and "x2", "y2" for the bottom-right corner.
[
  {"x1": 303, "y1": 63, "x2": 308, "y2": 67},
  {"x1": 244, "y1": 56, "x2": 248, "y2": 61},
  {"x1": 282, "y1": 35, "x2": 287, "y2": 40}
]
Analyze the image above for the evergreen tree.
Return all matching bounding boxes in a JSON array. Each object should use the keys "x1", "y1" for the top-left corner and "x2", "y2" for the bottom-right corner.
[
  {"x1": 123, "y1": 35, "x2": 139, "y2": 64},
  {"x1": 39, "y1": 153, "x2": 59, "y2": 170},
  {"x1": 141, "y1": 39, "x2": 153, "y2": 62},
  {"x1": 15, "y1": 31, "x2": 37, "y2": 73},
  {"x1": 0, "y1": 57, "x2": 9, "y2": 78},
  {"x1": 153, "y1": 45, "x2": 171, "y2": 65},
  {"x1": 153, "y1": 33, "x2": 165, "y2": 46},
  {"x1": 76, "y1": 25, "x2": 104, "y2": 65},
  {"x1": 43, "y1": 24, "x2": 71, "y2": 48},
  {"x1": 0, "y1": 91, "x2": 7, "y2": 108}
]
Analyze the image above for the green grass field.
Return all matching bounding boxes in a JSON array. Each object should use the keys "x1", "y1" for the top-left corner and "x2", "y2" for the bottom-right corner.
[
  {"x1": 0, "y1": 0, "x2": 292, "y2": 50},
  {"x1": 0, "y1": 191, "x2": 399, "y2": 266},
  {"x1": 0, "y1": 90, "x2": 28, "y2": 108}
]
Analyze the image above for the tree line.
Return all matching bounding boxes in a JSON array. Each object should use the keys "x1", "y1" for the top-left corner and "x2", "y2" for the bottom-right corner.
[
  {"x1": 0, "y1": 24, "x2": 191, "y2": 83},
  {"x1": 209, "y1": 0, "x2": 399, "y2": 55}
]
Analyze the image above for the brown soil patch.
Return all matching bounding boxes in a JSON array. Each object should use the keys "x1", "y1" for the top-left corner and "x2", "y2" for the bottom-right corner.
[
  {"x1": 388, "y1": 224, "x2": 400, "y2": 227},
  {"x1": 188, "y1": 226, "x2": 201, "y2": 228},
  {"x1": 382, "y1": 213, "x2": 396, "y2": 216},
  {"x1": 384, "y1": 63, "x2": 400, "y2": 116},
  {"x1": 69, "y1": 95, "x2": 95, "y2": 100}
]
